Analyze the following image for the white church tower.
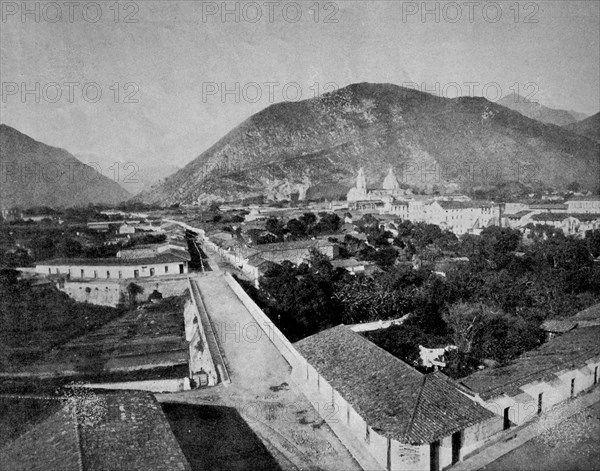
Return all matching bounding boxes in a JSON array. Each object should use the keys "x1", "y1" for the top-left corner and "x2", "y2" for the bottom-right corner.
[
  {"x1": 383, "y1": 167, "x2": 400, "y2": 191},
  {"x1": 347, "y1": 167, "x2": 368, "y2": 202}
]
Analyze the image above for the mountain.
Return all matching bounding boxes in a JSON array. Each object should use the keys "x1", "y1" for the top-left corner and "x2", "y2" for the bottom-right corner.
[
  {"x1": 140, "y1": 83, "x2": 600, "y2": 205},
  {"x1": 75, "y1": 153, "x2": 179, "y2": 195},
  {"x1": 0, "y1": 124, "x2": 131, "y2": 209},
  {"x1": 496, "y1": 95, "x2": 581, "y2": 126},
  {"x1": 568, "y1": 110, "x2": 589, "y2": 122},
  {"x1": 564, "y1": 113, "x2": 600, "y2": 142}
]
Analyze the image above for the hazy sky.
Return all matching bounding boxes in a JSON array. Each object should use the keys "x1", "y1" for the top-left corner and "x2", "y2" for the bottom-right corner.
[{"x1": 1, "y1": 0, "x2": 599, "y2": 172}]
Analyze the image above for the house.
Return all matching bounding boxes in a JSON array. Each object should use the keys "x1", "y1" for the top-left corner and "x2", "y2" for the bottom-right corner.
[
  {"x1": 36, "y1": 253, "x2": 189, "y2": 280},
  {"x1": 426, "y1": 201, "x2": 500, "y2": 235},
  {"x1": 331, "y1": 258, "x2": 370, "y2": 274},
  {"x1": 293, "y1": 325, "x2": 501, "y2": 471},
  {"x1": 566, "y1": 195, "x2": 600, "y2": 214},
  {"x1": 117, "y1": 242, "x2": 190, "y2": 260},
  {"x1": 118, "y1": 223, "x2": 136, "y2": 234},
  {"x1": 244, "y1": 255, "x2": 279, "y2": 286},
  {"x1": 540, "y1": 319, "x2": 577, "y2": 341},
  {"x1": 252, "y1": 239, "x2": 338, "y2": 264},
  {"x1": 0, "y1": 391, "x2": 191, "y2": 471},
  {"x1": 460, "y1": 324, "x2": 600, "y2": 431},
  {"x1": 503, "y1": 210, "x2": 534, "y2": 229}
]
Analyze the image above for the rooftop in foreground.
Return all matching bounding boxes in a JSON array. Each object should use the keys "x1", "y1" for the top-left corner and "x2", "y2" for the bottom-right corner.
[
  {"x1": 294, "y1": 325, "x2": 494, "y2": 445},
  {"x1": 460, "y1": 325, "x2": 600, "y2": 401},
  {"x1": 0, "y1": 391, "x2": 191, "y2": 471}
]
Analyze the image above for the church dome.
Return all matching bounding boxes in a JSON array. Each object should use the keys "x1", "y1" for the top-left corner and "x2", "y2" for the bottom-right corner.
[{"x1": 383, "y1": 167, "x2": 400, "y2": 191}]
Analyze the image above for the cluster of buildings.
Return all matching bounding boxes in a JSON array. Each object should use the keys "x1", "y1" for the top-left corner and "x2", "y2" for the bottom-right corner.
[
  {"x1": 503, "y1": 196, "x2": 600, "y2": 237},
  {"x1": 35, "y1": 222, "x2": 192, "y2": 281},
  {"x1": 346, "y1": 168, "x2": 500, "y2": 235},
  {"x1": 346, "y1": 168, "x2": 600, "y2": 237},
  {"x1": 287, "y1": 304, "x2": 600, "y2": 471}
]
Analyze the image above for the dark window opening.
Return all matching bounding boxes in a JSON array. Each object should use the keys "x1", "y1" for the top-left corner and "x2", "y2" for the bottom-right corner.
[
  {"x1": 538, "y1": 393, "x2": 543, "y2": 414},
  {"x1": 571, "y1": 378, "x2": 575, "y2": 397},
  {"x1": 503, "y1": 407, "x2": 511, "y2": 430}
]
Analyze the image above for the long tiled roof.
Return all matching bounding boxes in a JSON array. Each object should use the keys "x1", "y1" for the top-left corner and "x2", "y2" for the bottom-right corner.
[
  {"x1": 38, "y1": 253, "x2": 188, "y2": 267},
  {"x1": 294, "y1": 325, "x2": 494, "y2": 444},
  {"x1": 460, "y1": 325, "x2": 600, "y2": 401},
  {"x1": 0, "y1": 392, "x2": 191, "y2": 471}
]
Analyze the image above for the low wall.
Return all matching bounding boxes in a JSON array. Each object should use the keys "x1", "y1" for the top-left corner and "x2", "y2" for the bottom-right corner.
[
  {"x1": 187, "y1": 278, "x2": 229, "y2": 385},
  {"x1": 58, "y1": 276, "x2": 191, "y2": 307},
  {"x1": 183, "y1": 291, "x2": 219, "y2": 387},
  {"x1": 73, "y1": 377, "x2": 190, "y2": 393}
]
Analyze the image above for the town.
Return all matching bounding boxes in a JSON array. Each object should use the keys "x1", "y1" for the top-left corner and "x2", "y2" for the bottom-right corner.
[
  {"x1": 1, "y1": 179, "x2": 599, "y2": 470},
  {"x1": 1, "y1": 1, "x2": 599, "y2": 469}
]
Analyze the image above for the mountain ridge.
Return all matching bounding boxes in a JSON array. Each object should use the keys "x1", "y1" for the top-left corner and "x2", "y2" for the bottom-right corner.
[
  {"x1": 563, "y1": 113, "x2": 600, "y2": 142},
  {"x1": 139, "y1": 83, "x2": 599, "y2": 205},
  {"x1": 496, "y1": 94, "x2": 583, "y2": 127},
  {"x1": 0, "y1": 124, "x2": 131, "y2": 209}
]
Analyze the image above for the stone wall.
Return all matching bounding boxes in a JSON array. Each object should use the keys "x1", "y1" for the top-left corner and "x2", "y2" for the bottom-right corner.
[{"x1": 57, "y1": 276, "x2": 191, "y2": 307}]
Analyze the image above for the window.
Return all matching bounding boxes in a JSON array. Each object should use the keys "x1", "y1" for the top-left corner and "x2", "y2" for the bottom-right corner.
[
  {"x1": 538, "y1": 393, "x2": 543, "y2": 414},
  {"x1": 118, "y1": 271, "x2": 122, "y2": 279},
  {"x1": 595, "y1": 366, "x2": 598, "y2": 385},
  {"x1": 365, "y1": 425, "x2": 370, "y2": 443},
  {"x1": 106, "y1": 271, "x2": 110, "y2": 279},
  {"x1": 93, "y1": 270, "x2": 98, "y2": 279},
  {"x1": 134, "y1": 270, "x2": 139, "y2": 278},
  {"x1": 571, "y1": 378, "x2": 575, "y2": 397},
  {"x1": 165, "y1": 265, "x2": 169, "y2": 273},
  {"x1": 81, "y1": 269, "x2": 84, "y2": 278},
  {"x1": 150, "y1": 268, "x2": 155, "y2": 276},
  {"x1": 48, "y1": 268, "x2": 51, "y2": 274}
]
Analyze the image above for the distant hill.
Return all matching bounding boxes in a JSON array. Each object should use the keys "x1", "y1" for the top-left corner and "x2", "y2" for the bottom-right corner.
[
  {"x1": 0, "y1": 124, "x2": 131, "y2": 209},
  {"x1": 496, "y1": 94, "x2": 582, "y2": 126},
  {"x1": 139, "y1": 83, "x2": 599, "y2": 205},
  {"x1": 75, "y1": 153, "x2": 179, "y2": 195},
  {"x1": 564, "y1": 113, "x2": 600, "y2": 142}
]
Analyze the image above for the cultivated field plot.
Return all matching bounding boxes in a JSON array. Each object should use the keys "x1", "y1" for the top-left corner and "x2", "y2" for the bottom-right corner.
[{"x1": 21, "y1": 296, "x2": 189, "y2": 377}]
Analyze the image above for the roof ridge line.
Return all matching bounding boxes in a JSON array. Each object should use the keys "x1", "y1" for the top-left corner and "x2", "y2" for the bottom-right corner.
[{"x1": 403, "y1": 374, "x2": 428, "y2": 442}]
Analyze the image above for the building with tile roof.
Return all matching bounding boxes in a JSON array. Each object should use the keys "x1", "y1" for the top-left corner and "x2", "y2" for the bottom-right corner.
[
  {"x1": 460, "y1": 324, "x2": 600, "y2": 431},
  {"x1": 293, "y1": 325, "x2": 501, "y2": 471},
  {"x1": 0, "y1": 391, "x2": 191, "y2": 471},
  {"x1": 35, "y1": 253, "x2": 189, "y2": 280}
]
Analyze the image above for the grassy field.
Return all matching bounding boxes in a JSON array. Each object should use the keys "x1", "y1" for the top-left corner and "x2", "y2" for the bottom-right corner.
[{"x1": 483, "y1": 401, "x2": 600, "y2": 471}]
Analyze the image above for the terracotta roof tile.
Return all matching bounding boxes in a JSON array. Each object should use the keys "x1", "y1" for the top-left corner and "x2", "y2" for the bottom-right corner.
[{"x1": 294, "y1": 325, "x2": 493, "y2": 444}]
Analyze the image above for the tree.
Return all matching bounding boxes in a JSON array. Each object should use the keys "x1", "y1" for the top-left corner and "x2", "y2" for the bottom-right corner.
[
  {"x1": 300, "y1": 212, "x2": 317, "y2": 235},
  {"x1": 126, "y1": 282, "x2": 144, "y2": 306},
  {"x1": 265, "y1": 217, "x2": 286, "y2": 239},
  {"x1": 442, "y1": 302, "x2": 492, "y2": 353}
]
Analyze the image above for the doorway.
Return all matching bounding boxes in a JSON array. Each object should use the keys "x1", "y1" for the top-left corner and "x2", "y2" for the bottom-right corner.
[
  {"x1": 430, "y1": 440, "x2": 440, "y2": 471},
  {"x1": 451, "y1": 431, "x2": 462, "y2": 465},
  {"x1": 503, "y1": 407, "x2": 511, "y2": 430}
]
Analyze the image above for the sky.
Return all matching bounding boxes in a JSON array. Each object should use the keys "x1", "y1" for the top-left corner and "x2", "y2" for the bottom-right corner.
[{"x1": 1, "y1": 0, "x2": 599, "y2": 174}]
